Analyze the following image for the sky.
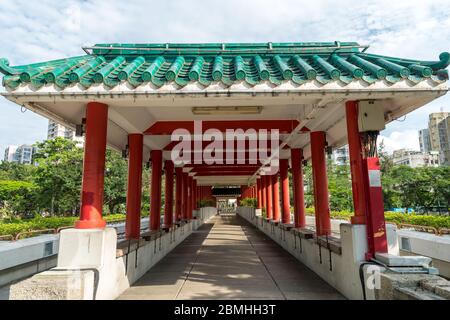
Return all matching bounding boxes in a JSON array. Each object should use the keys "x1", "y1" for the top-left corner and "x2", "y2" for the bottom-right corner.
[{"x1": 0, "y1": 0, "x2": 449, "y2": 155}]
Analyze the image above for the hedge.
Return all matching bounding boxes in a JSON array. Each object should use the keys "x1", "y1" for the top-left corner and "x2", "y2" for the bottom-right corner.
[
  {"x1": 0, "y1": 214, "x2": 127, "y2": 237},
  {"x1": 1, "y1": 209, "x2": 449, "y2": 238},
  {"x1": 302, "y1": 208, "x2": 450, "y2": 229}
]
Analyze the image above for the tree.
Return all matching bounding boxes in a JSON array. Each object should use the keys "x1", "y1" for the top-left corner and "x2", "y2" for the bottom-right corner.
[
  {"x1": 103, "y1": 149, "x2": 128, "y2": 214},
  {"x1": 327, "y1": 163, "x2": 353, "y2": 211},
  {"x1": 303, "y1": 162, "x2": 314, "y2": 207},
  {"x1": 0, "y1": 180, "x2": 37, "y2": 218},
  {"x1": 33, "y1": 138, "x2": 83, "y2": 216},
  {"x1": 0, "y1": 161, "x2": 35, "y2": 181},
  {"x1": 381, "y1": 165, "x2": 450, "y2": 212},
  {"x1": 378, "y1": 139, "x2": 394, "y2": 174},
  {"x1": 433, "y1": 166, "x2": 450, "y2": 210}
]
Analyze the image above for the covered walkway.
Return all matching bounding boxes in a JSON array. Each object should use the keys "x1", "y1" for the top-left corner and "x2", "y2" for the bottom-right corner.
[
  {"x1": 2, "y1": 42, "x2": 448, "y2": 300},
  {"x1": 118, "y1": 214, "x2": 344, "y2": 300}
]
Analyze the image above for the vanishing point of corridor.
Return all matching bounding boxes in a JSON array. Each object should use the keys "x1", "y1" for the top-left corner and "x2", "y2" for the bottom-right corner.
[{"x1": 118, "y1": 214, "x2": 344, "y2": 300}]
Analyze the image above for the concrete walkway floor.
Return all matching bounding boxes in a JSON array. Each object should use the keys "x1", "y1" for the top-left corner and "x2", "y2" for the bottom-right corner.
[{"x1": 118, "y1": 214, "x2": 345, "y2": 300}]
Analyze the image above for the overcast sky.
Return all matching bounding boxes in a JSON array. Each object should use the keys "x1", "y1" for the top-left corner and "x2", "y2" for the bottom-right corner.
[{"x1": 0, "y1": 0, "x2": 449, "y2": 155}]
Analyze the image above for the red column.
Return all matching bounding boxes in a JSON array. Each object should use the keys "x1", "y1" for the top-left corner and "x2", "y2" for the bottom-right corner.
[
  {"x1": 175, "y1": 167, "x2": 183, "y2": 222},
  {"x1": 256, "y1": 178, "x2": 262, "y2": 209},
  {"x1": 364, "y1": 158, "x2": 388, "y2": 257},
  {"x1": 193, "y1": 179, "x2": 198, "y2": 210},
  {"x1": 346, "y1": 101, "x2": 387, "y2": 257},
  {"x1": 310, "y1": 131, "x2": 331, "y2": 236},
  {"x1": 280, "y1": 159, "x2": 291, "y2": 224},
  {"x1": 150, "y1": 150, "x2": 162, "y2": 231},
  {"x1": 190, "y1": 177, "x2": 195, "y2": 213},
  {"x1": 182, "y1": 173, "x2": 188, "y2": 220},
  {"x1": 272, "y1": 175, "x2": 280, "y2": 222},
  {"x1": 262, "y1": 175, "x2": 267, "y2": 212},
  {"x1": 345, "y1": 101, "x2": 367, "y2": 225},
  {"x1": 76, "y1": 102, "x2": 108, "y2": 229},
  {"x1": 291, "y1": 148, "x2": 306, "y2": 228},
  {"x1": 266, "y1": 175, "x2": 273, "y2": 220},
  {"x1": 187, "y1": 176, "x2": 193, "y2": 219},
  {"x1": 163, "y1": 160, "x2": 174, "y2": 228},
  {"x1": 125, "y1": 134, "x2": 143, "y2": 239}
]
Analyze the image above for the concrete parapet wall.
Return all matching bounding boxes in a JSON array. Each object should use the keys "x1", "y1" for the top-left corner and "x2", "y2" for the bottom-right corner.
[
  {"x1": 114, "y1": 207, "x2": 217, "y2": 296},
  {"x1": 237, "y1": 206, "x2": 367, "y2": 299},
  {"x1": 0, "y1": 235, "x2": 58, "y2": 287},
  {"x1": 238, "y1": 207, "x2": 450, "y2": 300},
  {"x1": 7, "y1": 207, "x2": 217, "y2": 300},
  {"x1": 397, "y1": 229, "x2": 450, "y2": 279}
]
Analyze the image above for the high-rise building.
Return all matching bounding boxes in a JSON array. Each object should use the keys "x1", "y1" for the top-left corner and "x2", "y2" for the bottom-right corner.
[
  {"x1": 47, "y1": 120, "x2": 84, "y2": 147},
  {"x1": 418, "y1": 128, "x2": 431, "y2": 153},
  {"x1": 331, "y1": 145, "x2": 349, "y2": 165},
  {"x1": 47, "y1": 120, "x2": 74, "y2": 140},
  {"x1": 392, "y1": 149, "x2": 440, "y2": 168},
  {"x1": 4, "y1": 145, "x2": 18, "y2": 162},
  {"x1": 3, "y1": 144, "x2": 36, "y2": 164},
  {"x1": 427, "y1": 112, "x2": 450, "y2": 165}
]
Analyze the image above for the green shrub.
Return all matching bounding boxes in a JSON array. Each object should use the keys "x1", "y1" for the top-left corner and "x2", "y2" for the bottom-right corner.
[
  {"x1": 198, "y1": 198, "x2": 215, "y2": 208},
  {"x1": 239, "y1": 197, "x2": 257, "y2": 208},
  {"x1": 303, "y1": 207, "x2": 450, "y2": 229},
  {"x1": 0, "y1": 180, "x2": 38, "y2": 217},
  {"x1": 0, "y1": 213, "x2": 127, "y2": 237}
]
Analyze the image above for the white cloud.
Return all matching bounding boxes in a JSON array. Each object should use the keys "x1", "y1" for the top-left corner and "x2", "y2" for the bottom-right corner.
[
  {"x1": 379, "y1": 130, "x2": 420, "y2": 154},
  {"x1": 0, "y1": 0, "x2": 449, "y2": 155}
]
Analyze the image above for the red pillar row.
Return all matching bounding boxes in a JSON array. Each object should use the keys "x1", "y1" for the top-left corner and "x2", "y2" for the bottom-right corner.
[
  {"x1": 280, "y1": 159, "x2": 290, "y2": 224},
  {"x1": 346, "y1": 101, "x2": 387, "y2": 257},
  {"x1": 310, "y1": 131, "x2": 331, "y2": 236},
  {"x1": 150, "y1": 150, "x2": 162, "y2": 231},
  {"x1": 266, "y1": 175, "x2": 273, "y2": 220},
  {"x1": 262, "y1": 175, "x2": 267, "y2": 214},
  {"x1": 190, "y1": 177, "x2": 195, "y2": 217},
  {"x1": 76, "y1": 102, "x2": 108, "y2": 229},
  {"x1": 186, "y1": 176, "x2": 190, "y2": 219},
  {"x1": 163, "y1": 160, "x2": 174, "y2": 228},
  {"x1": 125, "y1": 134, "x2": 143, "y2": 239},
  {"x1": 193, "y1": 179, "x2": 198, "y2": 210},
  {"x1": 345, "y1": 101, "x2": 367, "y2": 225},
  {"x1": 256, "y1": 178, "x2": 262, "y2": 209},
  {"x1": 182, "y1": 173, "x2": 188, "y2": 220},
  {"x1": 175, "y1": 167, "x2": 183, "y2": 222},
  {"x1": 291, "y1": 148, "x2": 306, "y2": 228},
  {"x1": 272, "y1": 175, "x2": 280, "y2": 221}
]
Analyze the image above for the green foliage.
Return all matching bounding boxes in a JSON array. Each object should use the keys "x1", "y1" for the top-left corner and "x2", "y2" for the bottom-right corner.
[
  {"x1": 239, "y1": 197, "x2": 257, "y2": 208},
  {"x1": 0, "y1": 214, "x2": 127, "y2": 237},
  {"x1": 384, "y1": 212, "x2": 450, "y2": 229},
  {"x1": 382, "y1": 165, "x2": 450, "y2": 211},
  {"x1": 104, "y1": 149, "x2": 127, "y2": 215},
  {"x1": 0, "y1": 138, "x2": 131, "y2": 218},
  {"x1": 0, "y1": 180, "x2": 37, "y2": 218},
  {"x1": 327, "y1": 164, "x2": 353, "y2": 211},
  {"x1": 198, "y1": 198, "x2": 215, "y2": 208},
  {"x1": 0, "y1": 162, "x2": 35, "y2": 181},
  {"x1": 261, "y1": 207, "x2": 267, "y2": 218},
  {"x1": 301, "y1": 151, "x2": 449, "y2": 212},
  {"x1": 304, "y1": 208, "x2": 450, "y2": 229},
  {"x1": 33, "y1": 138, "x2": 83, "y2": 216}
]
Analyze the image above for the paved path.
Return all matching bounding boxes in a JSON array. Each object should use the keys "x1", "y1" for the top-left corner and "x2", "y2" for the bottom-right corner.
[{"x1": 118, "y1": 214, "x2": 344, "y2": 300}]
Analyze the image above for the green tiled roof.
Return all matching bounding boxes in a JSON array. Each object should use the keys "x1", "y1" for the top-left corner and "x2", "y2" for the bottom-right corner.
[{"x1": 0, "y1": 42, "x2": 449, "y2": 90}]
